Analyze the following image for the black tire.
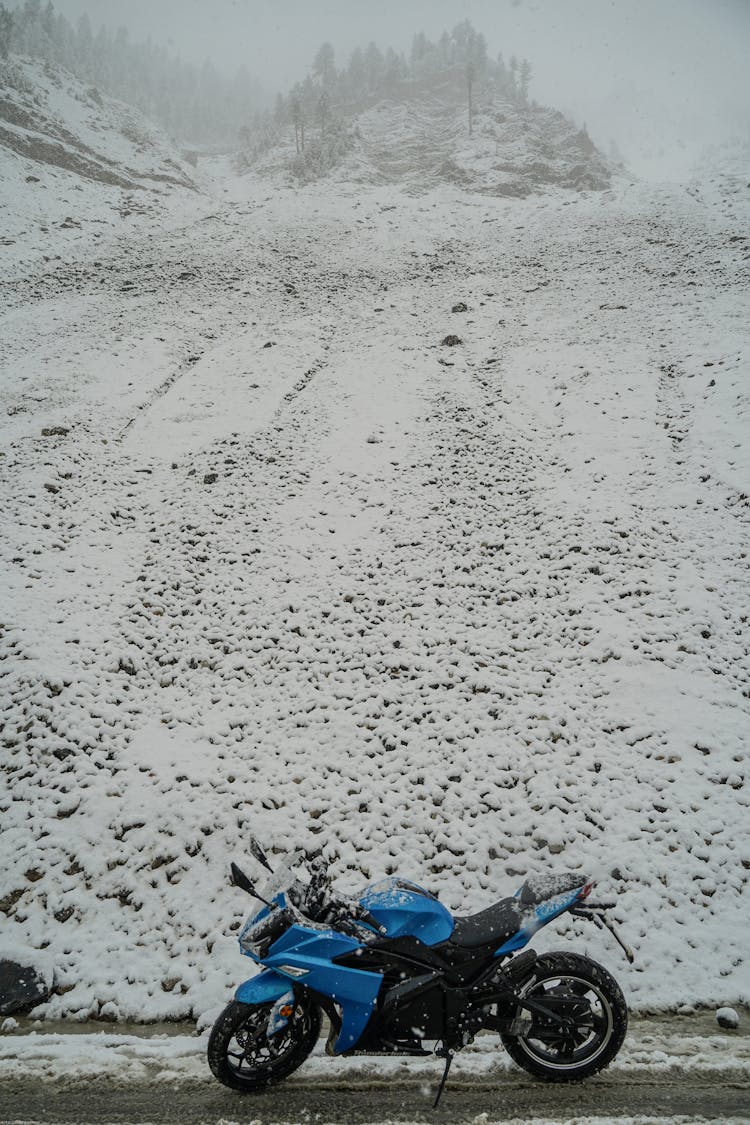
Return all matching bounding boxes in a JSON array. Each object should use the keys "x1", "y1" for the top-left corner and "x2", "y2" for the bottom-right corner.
[
  {"x1": 500, "y1": 951, "x2": 627, "y2": 1082},
  {"x1": 207, "y1": 996, "x2": 321, "y2": 1092}
]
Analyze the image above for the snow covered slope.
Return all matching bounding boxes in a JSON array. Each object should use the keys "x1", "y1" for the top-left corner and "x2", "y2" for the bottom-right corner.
[
  {"x1": 0, "y1": 142, "x2": 748, "y2": 1023},
  {"x1": 343, "y1": 99, "x2": 610, "y2": 195},
  {"x1": 254, "y1": 73, "x2": 611, "y2": 196},
  {"x1": 0, "y1": 56, "x2": 199, "y2": 264}
]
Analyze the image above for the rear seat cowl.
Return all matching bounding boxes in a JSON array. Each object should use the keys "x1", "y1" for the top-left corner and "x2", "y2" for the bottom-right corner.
[{"x1": 516, "y1": 872, "x2": 587, "y2": 907}]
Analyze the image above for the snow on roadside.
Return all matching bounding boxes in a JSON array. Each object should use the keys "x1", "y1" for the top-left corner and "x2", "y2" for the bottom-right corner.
[{"x1": 1, "y1": 1020, "x2": 749, "y2": 1083}]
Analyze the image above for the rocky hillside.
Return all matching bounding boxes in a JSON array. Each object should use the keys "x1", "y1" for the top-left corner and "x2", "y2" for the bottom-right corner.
[
  {"x1": 0, "y1": 56, "x2": 198, "y2": 258},
  {"x1": 348, "y1": 100, "x2": 608, "y2": 196},
  {"x1": 1, "y1": 156, "x2": 748, "y2": 1021},
  {"x1": 252, "y1": 68, "x2": 612, "y2": 196}
]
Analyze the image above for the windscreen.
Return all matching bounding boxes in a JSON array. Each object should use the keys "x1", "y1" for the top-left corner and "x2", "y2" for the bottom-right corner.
[{"x1": 255, "y1": 849, "x2": 309, "y2": 901}]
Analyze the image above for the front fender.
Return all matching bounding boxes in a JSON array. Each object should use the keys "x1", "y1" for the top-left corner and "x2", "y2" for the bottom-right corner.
[{"x1": 235, "y1": 969, "x2": 291, "y2": 1005}]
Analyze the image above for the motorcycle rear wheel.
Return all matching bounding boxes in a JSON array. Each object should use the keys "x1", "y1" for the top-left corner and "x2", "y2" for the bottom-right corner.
[
  {"x1": 500, "y1": 951, "x2": 627, "y2": 1082},
  {"x1": 208, "y1": 997, "x2": 321, "y2": 1091}
]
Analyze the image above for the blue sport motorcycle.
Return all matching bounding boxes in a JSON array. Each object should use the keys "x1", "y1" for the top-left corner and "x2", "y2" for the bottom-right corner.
[{"x1": 208, "y1": 839, "x2": 631, "y2": 1104}]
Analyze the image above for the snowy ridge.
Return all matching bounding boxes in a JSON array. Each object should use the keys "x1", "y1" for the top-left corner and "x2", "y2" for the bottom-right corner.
[
  {"x1": 0, "y1": 56, "x2": 196, "y2": 190},
  {"x1": 342, "y1": 98, "x2": 610, "y2": 196},
  {"x1": 253, "y1": 82, "x2": 611, "y2": 197},
  {"x1": 0, "y1": 56, "x2": 200, "y2": 263},
  {"x1": 1, "y1": 150, "x2": 749, "y2": 1022}
]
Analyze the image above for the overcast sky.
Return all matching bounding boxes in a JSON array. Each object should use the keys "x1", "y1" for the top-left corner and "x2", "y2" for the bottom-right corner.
[{"x1": 46, "y1": 0, "x2": 750, "y2": 173}]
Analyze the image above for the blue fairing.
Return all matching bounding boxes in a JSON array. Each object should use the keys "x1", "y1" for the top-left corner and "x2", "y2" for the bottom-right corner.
[
  {"x1": 360, "y1": 877, "x2": 454, "y2": 945},
  {"x1": 235, "y1": 968, "x2": 291, "y2": 1005},
  {"x1": 242, "y1": 922, "x2": 382, "y2": 1054},
  {"x1": 494, "y1": 887, "x2": 581, "y2": 956},
  {"x1": 266, "y1": 922, "x2": 381, "y2": 1051}
]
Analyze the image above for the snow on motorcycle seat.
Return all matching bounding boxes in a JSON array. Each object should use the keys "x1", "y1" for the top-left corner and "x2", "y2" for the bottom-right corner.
[{"x1": 516, "y1": 872, "x2": 587, "y2": 906}]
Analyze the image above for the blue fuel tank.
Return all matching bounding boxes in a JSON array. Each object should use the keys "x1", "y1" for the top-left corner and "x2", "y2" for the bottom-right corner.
[{"x1": 359, "y1": 877, "x2": 454, "y2": 946}]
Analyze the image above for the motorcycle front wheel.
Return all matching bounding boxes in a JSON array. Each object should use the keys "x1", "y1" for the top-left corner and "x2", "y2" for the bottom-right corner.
[
  {"x1": 207, "y1": 997, "x2": 321, "y2": 1091},
  {"x1": 500, "y1": 951, "x2": 627, "y2": 1081}
]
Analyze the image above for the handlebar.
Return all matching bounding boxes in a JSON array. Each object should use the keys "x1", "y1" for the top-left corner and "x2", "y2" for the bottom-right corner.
[
  {"x1": 352, "y1": 904, "x2": 388, "y2": 935},
  {"x1": 321, "y1": 894, "x2": 387, "y2": 936}
]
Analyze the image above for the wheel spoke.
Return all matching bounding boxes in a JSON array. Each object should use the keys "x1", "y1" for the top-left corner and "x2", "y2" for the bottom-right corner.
[
  {"x1": 513, "y1": 972, "x2": 615, "y2": 1069},
  {"x1": 217, "y1": 1002, "x2": 317, "y2": 1082}
]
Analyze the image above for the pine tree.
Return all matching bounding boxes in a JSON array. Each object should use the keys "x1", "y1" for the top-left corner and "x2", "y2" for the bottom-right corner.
[
  {"x1": 76, "y1": 13, "x2": 93, "y2": 78},
  {"x1": 463, "y1": 22, "x2": 487, "y2": 135},
  {"x1": 290, "y1": 89, "x2": 304, "y2": 152},
  {"x1": 19, "y1": 0, "x2": 45, "y2": 57},
  {"x1": 438, "y1": 30, "x2": 451, "y2": 65},
  {"x1": 0, "y1": 3, "x2": 12, "y2": 58},
  {"x1": 384, "y1": 47, "x2": 403, "y2": 92},
  {"x1": 509, "y1": 54, "x2": 518, "y2": 98},
  {"x1": 53, "y1": 10, "x2": 73, "y2": 68},
  {"x1": 346, "y1": 46, "x2": 365, "y2": 101},
  {"x1": 93, "y1": 24, "x2": 112, "y2": 88},
  {"x1": 364, "y1": 42, "x2": 384, "y2": 92},
  {"x1": 519, "y1": 58, "x2": 532, "y2": 103},
  {"x1": 313, "y1": 41, "x2": 335, "y2": 89},
  {"x1": 410, "y1": 31, "x2": 429, "y2": 65},
  {"x1": 317, "y1": 89, "x2": 330, "y2": 136},
  {"x1": 41, "y1": 0, "x2": 54, "y2": 40}
]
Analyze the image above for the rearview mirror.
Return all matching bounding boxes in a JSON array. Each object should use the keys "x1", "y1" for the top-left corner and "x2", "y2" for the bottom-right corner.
[
  {"x1": 248, "y1": 837, "x2": 273, "y2": 873},
  {"x1": 230, "y1": 861, "x2": 270, "y2": 904}
]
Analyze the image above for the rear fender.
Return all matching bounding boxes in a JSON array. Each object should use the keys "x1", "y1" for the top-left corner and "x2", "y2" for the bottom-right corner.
[{"x1": 234, "y1": 969, "x2": 291, "y2": 1005}]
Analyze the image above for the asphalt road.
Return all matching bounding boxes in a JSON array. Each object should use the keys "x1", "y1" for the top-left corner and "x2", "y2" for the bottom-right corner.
[{"x1": 1, "y1": 1073, "x2": 748, "y2": 1124}]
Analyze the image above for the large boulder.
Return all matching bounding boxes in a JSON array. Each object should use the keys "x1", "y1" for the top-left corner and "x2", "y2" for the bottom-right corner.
[{"x1": 0, "y1": 956, "x2": 53, "y2": 1016}]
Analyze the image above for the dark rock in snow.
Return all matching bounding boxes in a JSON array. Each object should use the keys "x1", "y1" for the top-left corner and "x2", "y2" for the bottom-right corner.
[
  {"x1": 41, "y1": 426, "x2": 69, "y2": 437},
  {"x1": 441, "y1": 334, "x2": 463, "y2": 347},
  {"x1": 262, "y1": 341, "x2": 276, "y2": 348},
  {"x1": 452, "y1": 302, "x2": 469, "y2": 313},
  {"x1": 0, "y1": 960, "x2": 52, "y2": 1016},
  {"x1": 204, "y1": 472, "x2": 218, "y2": 485}
]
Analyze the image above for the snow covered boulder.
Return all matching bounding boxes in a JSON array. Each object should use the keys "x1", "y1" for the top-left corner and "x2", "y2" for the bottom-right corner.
[{"x1": 0, "y1": 950, "x2": 53, "y2": 1015}]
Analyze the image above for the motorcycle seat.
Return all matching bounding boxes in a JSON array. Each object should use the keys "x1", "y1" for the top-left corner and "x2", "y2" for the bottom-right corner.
[
  {"x1": 449, "y1": 874, "x2": 587, "y2": 950},
  {"x1": 449, "y1": 896, "x2": 523, "y2": 949}
]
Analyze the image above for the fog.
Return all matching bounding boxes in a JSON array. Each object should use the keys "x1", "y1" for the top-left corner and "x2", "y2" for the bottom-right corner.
[{"x1": 26, "y1": 0, "x2": 750, "y2": 176}]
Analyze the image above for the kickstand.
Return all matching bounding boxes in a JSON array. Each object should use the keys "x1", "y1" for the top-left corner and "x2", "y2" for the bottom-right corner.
[{"x1": 433, "y1": 1050, "x2": 453, "y2": 1109}]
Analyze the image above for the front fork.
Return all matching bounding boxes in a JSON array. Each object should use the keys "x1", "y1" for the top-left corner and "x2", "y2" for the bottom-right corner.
[
  {"x1": 234, "y1": 970, "x2": 299, "y2": 1039},
  {"x1": 266, "y1": 989, "x2": 296, "y2": 1037}
]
